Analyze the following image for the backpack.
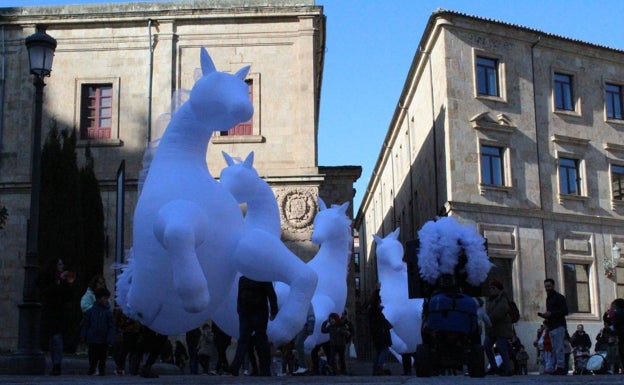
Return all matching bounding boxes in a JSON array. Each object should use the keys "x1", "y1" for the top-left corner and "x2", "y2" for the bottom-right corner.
[{"x1": 508, "y1": 300, "x2": 520, "y2": 323}]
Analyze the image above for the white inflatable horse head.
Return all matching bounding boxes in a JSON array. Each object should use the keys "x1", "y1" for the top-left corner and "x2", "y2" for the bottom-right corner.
[
  {"x1": 373, "y1": 228, "x2": 405, "y2": 274},
  {"x1": 311, "y1": 198, "x2": 351, "y2": 245},
  {"x1": 220, "y1": 152, "x2": 260, "y2": 204},
  {"x1": 189, "y1": 48, "x2": 253, "y2": 131}
]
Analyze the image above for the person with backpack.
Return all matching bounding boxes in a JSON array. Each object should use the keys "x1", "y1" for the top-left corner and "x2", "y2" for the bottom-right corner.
[{"x1": 484, "y1": 279, "x2": 513, "y2": 376}]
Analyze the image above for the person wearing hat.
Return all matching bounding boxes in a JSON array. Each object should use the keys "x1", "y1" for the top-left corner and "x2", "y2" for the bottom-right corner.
[{"x1": 484, "y1": 279, "x2": 513, "y2": 376}]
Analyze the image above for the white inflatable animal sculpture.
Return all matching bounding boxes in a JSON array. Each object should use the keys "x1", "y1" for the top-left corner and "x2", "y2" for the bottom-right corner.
[
  {"x1": 299, "y1": 199, "x2": 352, "y2": 353},
  {"x1": 116, "y1": 49, "x2": 317, "y2": 345},
  {"x1": 219, "y1": 151, "x2": 281, "y2": 237},
  {"x1": 212, "y1": 151, "x2": 301, "y2": 339},
  {"x1": 417, "y1": 216, "x2": 492, "y2": 287},
  {"x1": 373, "y1": 228, "x2": 423, "y2": 354}
]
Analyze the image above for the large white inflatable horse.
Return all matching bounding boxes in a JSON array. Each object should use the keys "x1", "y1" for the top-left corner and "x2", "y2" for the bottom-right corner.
[
  {"x1": 116, "y1": 49, "x2": 317, "y2": 345},
  {"x1": 374, "y1": 228, "x2": 423, "y2": 354}
]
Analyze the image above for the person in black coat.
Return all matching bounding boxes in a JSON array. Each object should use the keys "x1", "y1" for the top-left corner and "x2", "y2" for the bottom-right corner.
[
  {"x1": 228, "y1": 276, "x2": 278, "y2": 376},
  {"x1": 368, "y1": 288, "x2": 392, "y2": 375},
  {"x1": 40, "y1": 258, "x2": 75, "y2": 376}
]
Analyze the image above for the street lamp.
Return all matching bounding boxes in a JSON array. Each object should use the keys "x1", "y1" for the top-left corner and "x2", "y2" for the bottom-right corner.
[
  {"x1": 605, "y1": 243, "x2": 621, "y2": 280},
  {"x1": 11, "y1": 24, "x2": 56, "y2": 375}
]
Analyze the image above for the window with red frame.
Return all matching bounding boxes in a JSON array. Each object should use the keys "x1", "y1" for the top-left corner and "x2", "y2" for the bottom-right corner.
[
  {"x1": 80, "y1": 84, "x2": 112, "y2": 140},
  {"x1": 219, "y1": 79, "x2": 253, "y2": 136}
]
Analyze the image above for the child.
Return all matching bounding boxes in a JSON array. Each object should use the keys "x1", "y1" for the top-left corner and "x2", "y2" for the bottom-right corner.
[
  {"x1": 197, "y1": 322, "x2": 216, "y2": 374},
  {"x1": 515, "y1": 345, "x2": 529, "y2": 375},
  {"x1": 321, "y1": 312, "x2": 350, "y2": 375},
  {"x1": 81, "y1": 287, "x2": 115, "y2": 376}
]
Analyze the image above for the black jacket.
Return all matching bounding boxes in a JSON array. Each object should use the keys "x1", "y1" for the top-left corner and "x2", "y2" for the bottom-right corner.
[
  {"x1": 544, "y1": 290, "x2": 568, "y2": 330},
  {"x1": 236, "y1": 276, "x2": 278, "y2": 318}
]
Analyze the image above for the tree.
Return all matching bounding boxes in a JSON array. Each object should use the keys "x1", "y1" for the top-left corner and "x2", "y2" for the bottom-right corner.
[
  {"x1": 38, "y1": 122, "x2": 84, "y2": 352},
  {"x1": 79, "y1": 144, "x2": 106, "y2": 283}
]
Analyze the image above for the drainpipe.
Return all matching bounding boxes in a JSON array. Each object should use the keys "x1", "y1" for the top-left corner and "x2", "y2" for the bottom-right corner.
[
  {"x1": 0, "y1": 26, "x2": 5, "y2": 151},
  {"x1": 146, "y1": 19, "x2": 154, "y2": 144},
  {"x1": 531, "y1": 36, "x2": 549, "y2": 263}
]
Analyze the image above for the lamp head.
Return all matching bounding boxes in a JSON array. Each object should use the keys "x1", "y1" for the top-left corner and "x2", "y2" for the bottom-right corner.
[{"x1": 25, "y1": 24, "x2": 57, "y2": 78}]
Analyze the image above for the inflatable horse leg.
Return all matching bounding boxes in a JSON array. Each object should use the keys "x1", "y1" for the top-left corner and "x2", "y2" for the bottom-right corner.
[
  {"x1": 154, "y1": 199, "x2": 211, "y2": 313},
  {"x1": 233, "y1": 228, "x2": 318, "y2": 346}
]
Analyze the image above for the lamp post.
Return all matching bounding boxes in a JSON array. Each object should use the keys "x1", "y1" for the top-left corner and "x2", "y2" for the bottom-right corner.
[{"x1": 11, "y1": 24, "x2": 56, "y2": 375}]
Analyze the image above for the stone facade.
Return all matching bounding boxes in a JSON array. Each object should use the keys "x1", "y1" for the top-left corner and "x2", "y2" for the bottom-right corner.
[
  {"x1": 356, "y1": 10, "x2": 624, "y2": 369},
  {"x1": 0, "y1": 1, "x2": 361, "y2": 351}
]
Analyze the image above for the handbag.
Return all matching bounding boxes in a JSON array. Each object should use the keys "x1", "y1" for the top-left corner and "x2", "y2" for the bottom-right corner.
[{"x1": 349, "y1": 342, "x2": 357, "y2": 359}]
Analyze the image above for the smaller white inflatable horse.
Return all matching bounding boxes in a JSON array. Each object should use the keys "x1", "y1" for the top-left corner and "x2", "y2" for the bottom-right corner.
[
  {"x1": 300, "y1": 199, "x2": 352, "y2": 353},
  {"x1": 212, "y1": 151, "x2": 288, "y2": 339},
  {"x1": 374, "y1": 228, "x2": 423, "y2": 354}
]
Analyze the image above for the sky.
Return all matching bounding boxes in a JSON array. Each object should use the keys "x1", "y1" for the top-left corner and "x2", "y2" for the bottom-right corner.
[{"x1": 4, "y1": 0, "x2": 624, "y2": 213}]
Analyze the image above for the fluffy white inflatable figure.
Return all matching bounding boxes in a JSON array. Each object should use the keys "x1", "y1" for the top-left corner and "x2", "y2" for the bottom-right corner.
[
  {"x1": 116, "y1": 49, "x2": 317, "y2": 345},
  {"x1": 374, "y1": 228, "x2": 423, "y2": 354},
  {"x1": 417, "y1": 216, "x2": 492, "y2": 287}
]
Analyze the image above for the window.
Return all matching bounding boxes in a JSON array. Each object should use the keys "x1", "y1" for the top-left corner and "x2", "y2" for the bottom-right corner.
[
  {"x1": 559, "y1": 157, "x2": 581, "y2": 195},
  {"x1": 612, "y1": 165, "x2": 624, "y2": 200},
  {"x1": 563, "y1": 263, "x2": 590, "y2": 313},
  {"x1": 476, "y1": 56, "x2": 499, "y2": 96},
  {"x1": 80, "y1": 84, "x2": 112, "y2": 140},
  {"x1": 617, "y1": 266, "x2": 624, "y2": 298},
  {"x1": 353, "y1": 252, "x2": 360, "y2": 272},
  {"x1": 354, "y1": 276, "x2": 361, "y2": 297},
  {"x1": 554, "y1": 73, "x2": 574, "y2": 111},
  {"x1": 484, "y1": 257, "x2": 513, "y2": 298},
  {"x1": 606, "y1": 83, "x2": 623, "y2": 120},
  {"x1": 481, "y1": 145, "x2": 504, "y2": 185},
  {"x1": 219, "y1": 79, "x2": 253, "y2": 136}
]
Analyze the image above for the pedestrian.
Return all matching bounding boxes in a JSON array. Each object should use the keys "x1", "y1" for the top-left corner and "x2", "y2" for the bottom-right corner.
[
  {"x1": 40, "y1": 258, "x2": 75, "y2": 376},
  {"x1": 608, "y1": 298, "x2": 624, "y2": 371},
  {"x1": 112, "y1": 303, "x2": 141, "y2": 375},
  {"x1": 132, "y1": 325, "x2": 168, "y2": 378},
  {"x1": 228, "y1": 276, "x2": 278, "y2": 376},
  {"x1": 174, "y1": 340, "x2": 189, "y2": 372},
  {"x1": 570, "y1": 324, "x2": 591, "y2": 374},
  {"x1": 483, "y1": 279, "x2": 513, "y2": 376},
  {"x1": 292, "y1": 304, "x2": 315, "y2": 375},
  {"x1": 321, "y1": 312, "x2": 350, "y2": 374},
  {"x1": 368, "y1": 288, "x2": 392, "y2": 375},
  {"x1": 80, "y1": 287, "x2": 115, "y2": 376},
  {"x1": 80, "y1": 274, "x2": 107, "y2": 313},
  {"x1": 186, "y1": 327, "x2": 201, "y2": 374},
  {"x1": 538, "y1": 278, "x2": 569, "y2": 375},
  {"x1": 212, "y1": 322, "x2": 231, "y2": 374}
]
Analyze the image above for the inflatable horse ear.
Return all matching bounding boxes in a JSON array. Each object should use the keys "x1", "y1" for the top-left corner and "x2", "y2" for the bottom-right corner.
[
  {"x1": 317, "y1": 197, "x2": 349, "y2": 214},
  {"x1": 201, "y1": 47, "x2": 250, "y2": 80},
  {"x1": 373, "y1": 227, "x2": 400, "y2": 245}
]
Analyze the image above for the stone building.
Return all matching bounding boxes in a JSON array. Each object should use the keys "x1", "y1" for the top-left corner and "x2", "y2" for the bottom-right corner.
[
  {"x1": 355, "y1": 9, "x2": 624, "y2": 368},
  {"x1": 0, "y1": 1, "x2": 360, "y2": 351}
]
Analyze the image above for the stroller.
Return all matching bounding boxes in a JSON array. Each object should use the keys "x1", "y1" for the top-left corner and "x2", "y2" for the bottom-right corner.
[
  {"x1": 572, "y1": 347, "x2": 591, "y2": 375},
  {"x1": 586, "y1": 351, "x2": 607, "y2": 374}
]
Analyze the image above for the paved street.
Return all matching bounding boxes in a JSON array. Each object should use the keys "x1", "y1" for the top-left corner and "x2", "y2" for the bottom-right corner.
[
  {"x1": 1, "y1": 372, "x2": 624, "y2": 385},
  {"x1": 2, "y1": 356, "x2": 624, "y2": 385}
]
